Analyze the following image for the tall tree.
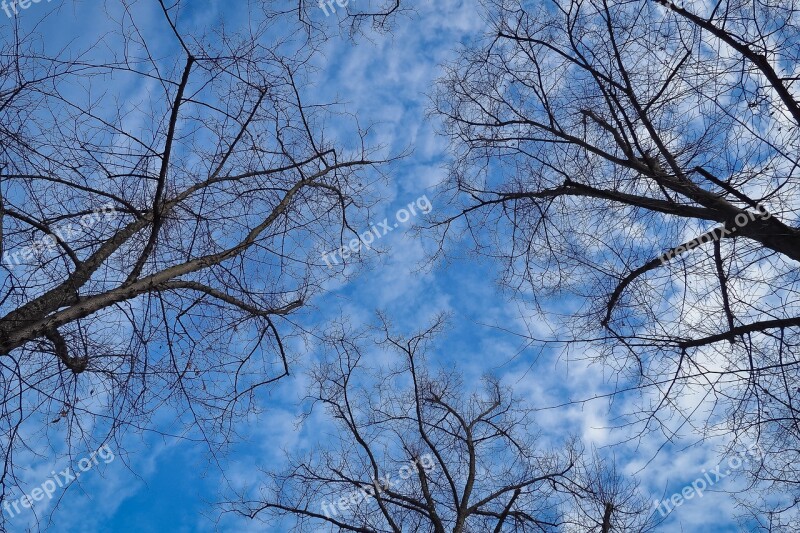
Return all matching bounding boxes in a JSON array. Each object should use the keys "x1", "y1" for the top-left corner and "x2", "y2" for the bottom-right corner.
[
  {"x1": 0, "y1": 1, "x2": 401, "y2": 522},
  {"x1": 228, "y1": 317, "x2": 658, "y2": 532},
  {"x1": 433, "y1": 0, "x2": 800, "y2": 521}
]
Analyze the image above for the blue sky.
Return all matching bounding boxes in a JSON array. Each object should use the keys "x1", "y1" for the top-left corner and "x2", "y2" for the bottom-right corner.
[{"x1": 0, "y1": 1, "x2": 763, "y2": 531}]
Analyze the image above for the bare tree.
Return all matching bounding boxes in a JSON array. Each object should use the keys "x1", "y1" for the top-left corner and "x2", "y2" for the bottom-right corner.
[
  {"x1": 432, "y1": 0, "x2": 800, "y2": 522},
  {"x1": 0, "y1": 1, "x2": 401, "y2": 525},
  {"x1": 227, "y1": 316, "x2": 658, "y2": 532},
  {"x1": 563, "y1": 451, "x2": 656, "y2": 533}
]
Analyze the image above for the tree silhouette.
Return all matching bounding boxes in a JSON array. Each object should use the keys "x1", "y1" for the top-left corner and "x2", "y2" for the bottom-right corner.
[
  {"x1": 0, "y1": 1, "x2": 399, "y2": 524},
  {"x1": 433, "y1": 0, "x2": 800, "y2": 522},
  {"x1": 228, "y1": 316, "x2": 658, "y2": 532}
]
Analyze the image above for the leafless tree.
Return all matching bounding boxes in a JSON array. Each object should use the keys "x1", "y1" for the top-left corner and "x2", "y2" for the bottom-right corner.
[
  {"x1": 0, "y1": 1, "x2": 404, "y2": 525},
  {"x1": 563, "y1": 451, "x2": 656, "y2": 533},
  {"x1": 432, "y1": 0, "x2": 800, "y2": 522},
  {"x1": 226, "y1": 316, "x2": 658, "y2": 532}
]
